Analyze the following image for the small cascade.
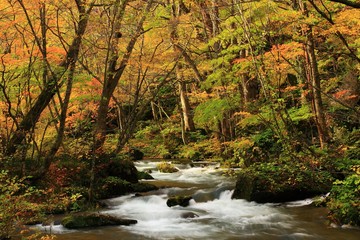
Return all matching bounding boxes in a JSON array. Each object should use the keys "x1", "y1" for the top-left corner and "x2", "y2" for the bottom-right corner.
[
  {"x1": 103, "y1": 189, "x2": 294, "y2": 240},
  {"x1": 45, "y1": 160, "x2": 360, "y2": 240}
]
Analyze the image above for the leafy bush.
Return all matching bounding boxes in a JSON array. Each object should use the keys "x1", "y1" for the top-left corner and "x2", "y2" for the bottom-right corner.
[
  {"x1": 221, "y1": 138, "x2": 254, "y2": 168},
  {"x1": 327, "y1": 170, "x2": 360, "y2": 226},
  {"x1": 0, "y1": 171, "x2": 42, "y2": 239},
  {"x1": 194, "y1": 97, "x2": 238, "y2": 131},
  {"x1": 178, "y1": 138, "x2": 221, "y2": 161}
]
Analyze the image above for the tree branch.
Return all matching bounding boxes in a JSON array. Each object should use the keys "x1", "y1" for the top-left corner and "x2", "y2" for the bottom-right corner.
[{"x1": 328, "y1": 0, "x2": 360, "y2": 8}]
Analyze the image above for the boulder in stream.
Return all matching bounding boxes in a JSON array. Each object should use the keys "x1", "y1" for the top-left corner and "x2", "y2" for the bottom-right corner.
[
  {"x1": 97, "y1": 177, "x2": 159, "y2": 199},
  {"x1": 128, "y1": 148, "x2": 144, "y2": 161},
  {"x1": 180, "y1": 212, "x2": 199, "y2": 219},
  {"x1": 61, "y1": 213, "x2": 137, "y2": 229},
  {"x1": 137, "y1": 171, "x2": 154, "y2": 180},
  {"x1": 231, "y1": 162, "x2": 333, "y2": 203},
  {"x1": 157, "y1": 162, "x2": 179, "y2": 173},
  {"x1": 167, "y1": 195, "x2": 192, "y2": 207}
]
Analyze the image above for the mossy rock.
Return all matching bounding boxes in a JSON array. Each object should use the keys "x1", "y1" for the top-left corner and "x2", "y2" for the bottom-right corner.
[
  {"x1": 232, "y1": 162, "x2": 333, "y2": 203},
  {"x1": 137, "y1": 171, "x2": 154, "y2": 180},
  {"x1": 96, "y1": 154, "x2": 138, "y2": 183},
  {"x1": 167, "y1": 195, "x2": 192, "y2": 207},
  {"x1": 96, "y1": 177, "x2": 158, "y2": 199},
  {"x1": 61, "y1": 213, "x2": 137, "y2": 229},
  {"x1": 128, "y1": 148, "x2": 144, "y2": 161},
  {"x1": 96, "y1": 177, "x2": 132, "y2": 199},
  {"x1": 131, "y1": 182, "x2": 158, "y2": 192},
  {"x1": 157, "y1": 162, "x2": 179, "y2": 173}
]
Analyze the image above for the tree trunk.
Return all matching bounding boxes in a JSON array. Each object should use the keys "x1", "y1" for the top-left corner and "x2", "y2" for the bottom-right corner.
[
  {"x1": 170, "y1": 0, "x2": 196, "y2": 133},
  {"x1": 300, "y1": 1, "x2": 329, "y2": 148},
  {"x1": 5, "y1": 1, "x2": 93, "y2": 155},
  {"x1": 43, "y1": 61, "x2": 76, "y2": 171},
  {"x1": 93, "y1": 0, "x2": 153, "y2": 153},
  {"x1": 179, "y1": 80, "x2": 195, "y2": 132}
]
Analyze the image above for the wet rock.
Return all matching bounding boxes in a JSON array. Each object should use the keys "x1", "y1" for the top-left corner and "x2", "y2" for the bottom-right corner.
[
  {"x1": 97, "y1": 177, "x2": 132, "y2": 199},
  {"x1": 97, "y1": 155, "x2": 138, "y2": 183},
  {"x1": 131, "y1": 182, "x2": 159, "y2": 193},
  {"x1": 157, "y1": 162, "x2": 179, "y2": 173},
  {"x1": 231, "y1": 163, "x2": 332, "y2": 203},
  {"x1": 98, "y1": 178, "x2": 158, "y2": 199},
  {"x1": 137, "y1": 171, "x2": 154, "y2": 180},
  {"x1": 167, "y1": 195, "x2": 192, "y2": 207},
  {"x1": 180, "y1": 212, "x2": 199, "y2": 219},
  {"x1": 162, "y1": 153, "x2": 173, "y2": 159},
  {"x1": 61, "y1": 213, "x2": 137, "y2": 229},
  {"x1": 128, "y1": 148, "x2": 144, "y2": 161}
]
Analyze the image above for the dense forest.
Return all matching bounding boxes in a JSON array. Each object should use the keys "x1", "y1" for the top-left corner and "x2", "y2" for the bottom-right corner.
[{"x1": 0, "y1": 0, "x2": 359, "y2": 239}]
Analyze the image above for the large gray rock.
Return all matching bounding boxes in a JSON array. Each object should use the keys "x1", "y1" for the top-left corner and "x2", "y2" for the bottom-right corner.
[{"x1": 61, "y1": 213, "x2": 137, "y2": 229}]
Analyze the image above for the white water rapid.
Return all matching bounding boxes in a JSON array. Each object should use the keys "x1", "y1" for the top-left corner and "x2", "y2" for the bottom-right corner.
[{"x1": 40, "y1": 160, "x2": 359, "y2": 240}]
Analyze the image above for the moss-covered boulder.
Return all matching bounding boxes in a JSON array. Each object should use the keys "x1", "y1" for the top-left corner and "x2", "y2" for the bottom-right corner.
[
  {"x1": 128, "y1": 148, "x2": 144, "y2": 161},
  {"x1": 157, "y1": 162, "x2": 179, "y2": 173},
  {"x1": 232, "y1": 161, "x2": 333, "y2": 203},
  {"x1": 61, "y1": 213, "x2": 137, "y2": 229},
  {"x1": 137, "y1": 171, "x2": 154, "y2": 180},
  {"x1": 131, "y1": 182, "x2": 159, "y2": 192},
  {"x1": 96, "y1": 154, "x2": 138, "y2": 183},
  {"x1": 97, "y1": 177, "x2": 132, "y2": 199},
  {"x1": 167, "y1": 195, "x2": 192, "y2": 207},
  {"x1": 97, "y1": 177, "x2": 158, "y2": 199}
]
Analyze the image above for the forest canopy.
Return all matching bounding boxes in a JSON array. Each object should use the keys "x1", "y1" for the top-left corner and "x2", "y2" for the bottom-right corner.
[{"x1": 0, "y1": 0, "x2": 359, "y2": 236}]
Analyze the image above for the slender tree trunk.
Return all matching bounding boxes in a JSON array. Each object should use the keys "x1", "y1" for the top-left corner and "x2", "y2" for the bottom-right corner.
[
  {"x1": 170, "y1": 0, "x2": 196, "y2": 133},
  {"x1": 300, "y1": 0, "x2": 329, "y2": 148},
  {"x1": 43, "y1": 61, "x2": 76, "y2": 171},
  {"x1": 179, "y1": 80, "x2": 195, "y2": 131},
  {"x1": 93, "y1": 0, "x2": 153, "y2": 153},
  {"x1": 5, "y1": 0, "x2": 93, "y2": 155}
]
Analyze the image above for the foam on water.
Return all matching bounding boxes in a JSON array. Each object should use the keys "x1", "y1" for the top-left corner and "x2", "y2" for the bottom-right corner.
[
  {"x1": 135, "y1": 160, "x2": 227, "y2": 185},
  {"x1": 39, "y1": 161, "x2": 357, "y2": 240},
  {"x1": 103, "y1": 190, "x2": 295, "y2": 239},
  {"x1": 34, "y1": 224, "x2": 75, "y2": 234}
]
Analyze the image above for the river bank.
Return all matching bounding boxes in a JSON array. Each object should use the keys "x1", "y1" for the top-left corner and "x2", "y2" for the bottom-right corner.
[{"x1": 36, "y1": 159, "x2": 359, "y2": 240}]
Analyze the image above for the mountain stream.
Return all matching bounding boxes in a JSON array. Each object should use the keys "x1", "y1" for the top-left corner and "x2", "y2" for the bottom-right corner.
[{"x1": 40, "y1": 160, "x2": 359, "y2": 240}]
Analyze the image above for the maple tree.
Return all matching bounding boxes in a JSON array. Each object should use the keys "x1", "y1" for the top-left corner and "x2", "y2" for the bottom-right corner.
[{"x1": 0, "y1": 0, "x2": 358, "y2": 232}]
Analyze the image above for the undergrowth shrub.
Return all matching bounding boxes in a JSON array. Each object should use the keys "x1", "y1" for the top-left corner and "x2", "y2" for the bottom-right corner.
[
  {"x1": 327, "y1": 171, "x2": 360, "y2": 226},
  {"x1": 0, "y1": 171, "x2": 42, "y2": 239}
]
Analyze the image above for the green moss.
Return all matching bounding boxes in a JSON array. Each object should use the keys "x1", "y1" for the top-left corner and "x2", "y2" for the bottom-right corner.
[
  {"x1": 157, "y1": 162, "x2": 179, "y2": 173},
  {"x1": 61, "y1": 213, "x2": 137, "y2": 229},
  {"x1": 232, "y1": 161, "x2": 334, "y2": 203},
  {"x1": 137, "y1": 171, "x2": 154, "y2": 180}
]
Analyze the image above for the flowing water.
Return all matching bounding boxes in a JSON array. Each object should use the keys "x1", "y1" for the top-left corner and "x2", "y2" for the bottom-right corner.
[{"x1": 41, "y1": 160, "x2": 359, "y2": 240}]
